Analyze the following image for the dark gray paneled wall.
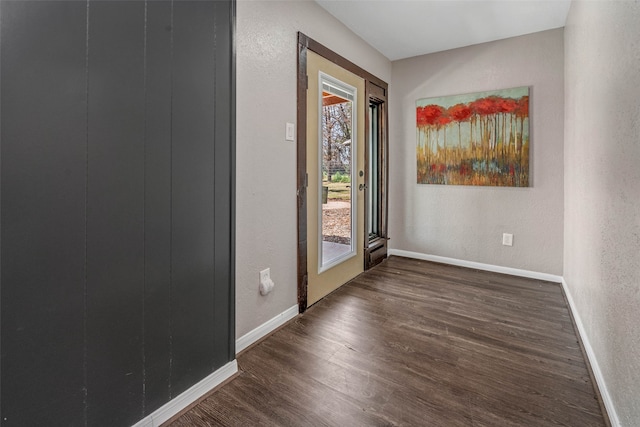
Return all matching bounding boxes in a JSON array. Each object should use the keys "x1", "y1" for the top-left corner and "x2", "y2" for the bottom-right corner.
[{"x1": 0, "y1": 1, "x2": 235, "y2": 425}]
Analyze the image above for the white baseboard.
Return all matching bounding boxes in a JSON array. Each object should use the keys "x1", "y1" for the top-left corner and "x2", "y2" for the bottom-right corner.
[
  {"x1": 129, "y1": 268, "x2": 619, "y2": 426},
  {"x1": 131, "y1": 360, "x2": 238, "y2": 427},
  {"x1": 236, "y1": 304, "x2": 299, "y2": 354},
  {"x1": 387, "y1": 249, "x2": 563, "y2": 283},
  {"x1": 130, "y1": 305, "x2": 299, "y2": 426},
  {"x1": 386, "y1": 249, "x2": 617, "y2": 425},
  {"x1": 561, "y1": 278, "x2": 620, "y2": 427}
]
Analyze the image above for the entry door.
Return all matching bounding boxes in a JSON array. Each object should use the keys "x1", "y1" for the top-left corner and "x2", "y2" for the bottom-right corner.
[{"x1": 306, "y1": 50, "x2": 365, "y2": 306}]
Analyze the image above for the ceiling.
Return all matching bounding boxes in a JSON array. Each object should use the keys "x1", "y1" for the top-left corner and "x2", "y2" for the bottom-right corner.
[{"x1": 314, "y1": 0, "x2": 571, "y2": 61}]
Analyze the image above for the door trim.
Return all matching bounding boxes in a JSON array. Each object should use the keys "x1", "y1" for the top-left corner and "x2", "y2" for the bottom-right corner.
[{"x1": 296, "y1": 33, "x2": 388, "y2": 313}]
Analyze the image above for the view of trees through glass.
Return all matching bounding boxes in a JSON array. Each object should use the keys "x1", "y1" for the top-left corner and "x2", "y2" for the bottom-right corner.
[
  {"x1": 321, "y1": 89, "x2": 353, "y2": 264},
  {"x1": 323, "y1": 101, "x2": 352, "y2": 183}
]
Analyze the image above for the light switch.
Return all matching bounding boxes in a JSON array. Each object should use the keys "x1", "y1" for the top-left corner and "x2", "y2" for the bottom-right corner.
[{"x1": 285, "y1": 122, "x2": 295, "y2": 141}]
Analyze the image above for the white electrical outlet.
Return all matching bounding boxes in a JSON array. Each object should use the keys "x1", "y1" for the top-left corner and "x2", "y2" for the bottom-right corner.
[
  {"x1": 259, "y1": 268, "x2": 274, "y2": 296},
  {"x1": 260, "y1": 268, "x2": 270, "y2": 283},
  {"x1": 502, "y1": 233, "x2": 513, "y2": 246}
]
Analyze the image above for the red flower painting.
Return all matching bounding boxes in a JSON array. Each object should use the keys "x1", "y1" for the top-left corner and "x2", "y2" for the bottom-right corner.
[{"x1": 416, "y1": 87, "x2": 530, "y2": 186}]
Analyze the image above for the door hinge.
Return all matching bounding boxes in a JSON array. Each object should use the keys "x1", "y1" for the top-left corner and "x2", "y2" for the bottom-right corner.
[
  {"x1": 305, "y1": 75, "x2": 309, "y2": 90},
  {"x1": 304, "y1": 172, "x2": 308, "y2": 188}
]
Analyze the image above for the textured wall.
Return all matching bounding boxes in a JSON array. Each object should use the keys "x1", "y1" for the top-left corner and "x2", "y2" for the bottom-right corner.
[
  {"x1": 235, "y1": 0, "x2": 391, "y2": 338},
  {"x1": 389, "y1": 29, "x2": 564, "y2": 275},
  {"x1": 564, "y1": 1, "x2": 640, "y2": 425}
]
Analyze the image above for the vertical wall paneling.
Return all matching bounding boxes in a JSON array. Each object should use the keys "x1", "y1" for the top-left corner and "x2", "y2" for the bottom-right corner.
[
  {"x1": 86, "y1": 2, "x2": 146, "y2": 425},
  {"x1": 170, "y1": 0, "x2": 217, "y2": 394},
  {"x1": 0, "y1": 1, "x2": 88, "y2": 424},
  {"x1": 0, "y1": 0, "x2": 235, "y2": 425},
  {"x1": 213, "y1": 0, "x2": 235, "y2": 364},
  {"x1": 142, "y1": 0, "x2": 173, "y2": 415}
]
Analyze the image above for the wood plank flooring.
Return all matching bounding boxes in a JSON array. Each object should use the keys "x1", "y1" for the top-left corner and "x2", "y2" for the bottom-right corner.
[{"x1": 168, "y1": 256, "x2": 606, "y2": 426}]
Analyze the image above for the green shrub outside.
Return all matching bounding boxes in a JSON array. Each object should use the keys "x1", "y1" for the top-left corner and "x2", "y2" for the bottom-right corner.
[{"x1": 332, "y1": 171, "x2": 351, "y2": 183}]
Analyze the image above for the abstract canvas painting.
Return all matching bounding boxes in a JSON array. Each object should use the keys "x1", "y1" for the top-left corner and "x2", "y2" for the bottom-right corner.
[{"x1": 416, "y1": 87, "x2": 529, "y2": 186}]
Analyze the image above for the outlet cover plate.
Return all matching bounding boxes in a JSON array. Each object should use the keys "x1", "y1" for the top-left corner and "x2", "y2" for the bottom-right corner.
[
  {"x1": 260, "y1": 268, "x2": 270, "y2": 282},
  {"x1": 285, "y1": 123, "x2": 295, "y2": 141}
]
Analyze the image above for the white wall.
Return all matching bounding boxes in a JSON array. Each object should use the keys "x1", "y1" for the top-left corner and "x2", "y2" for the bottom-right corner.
[
  {"x1": 564, "y1": 1, "x2": 640, "y2": 425},
  {"x1": 235, "y1": 0, "x2": 391, "y2": 338},
  {"x1": 389, "y1": 29, "x2": 564, "y2": 275},
  {"x1": 237, "y1": 2, "x2": 640, "y2": 423}
]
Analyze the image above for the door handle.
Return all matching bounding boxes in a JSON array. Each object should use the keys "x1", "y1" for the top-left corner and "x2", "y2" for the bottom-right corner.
[{"x1": 359, "y1": 183, "x2": 368, "y2": 191}]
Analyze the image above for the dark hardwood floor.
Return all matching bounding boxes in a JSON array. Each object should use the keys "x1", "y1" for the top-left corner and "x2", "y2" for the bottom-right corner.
[{"x1": 168, "y1": 256, "x2": 606, "y2": 426}]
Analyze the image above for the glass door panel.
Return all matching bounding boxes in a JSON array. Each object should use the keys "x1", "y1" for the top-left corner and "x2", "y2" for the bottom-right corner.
[
  {"x1": 368, "y1": 103, "x2": 380, "y2": 238},
  {"x1": 319, "y1": 73, "x2": 357, "y2": 272}
]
